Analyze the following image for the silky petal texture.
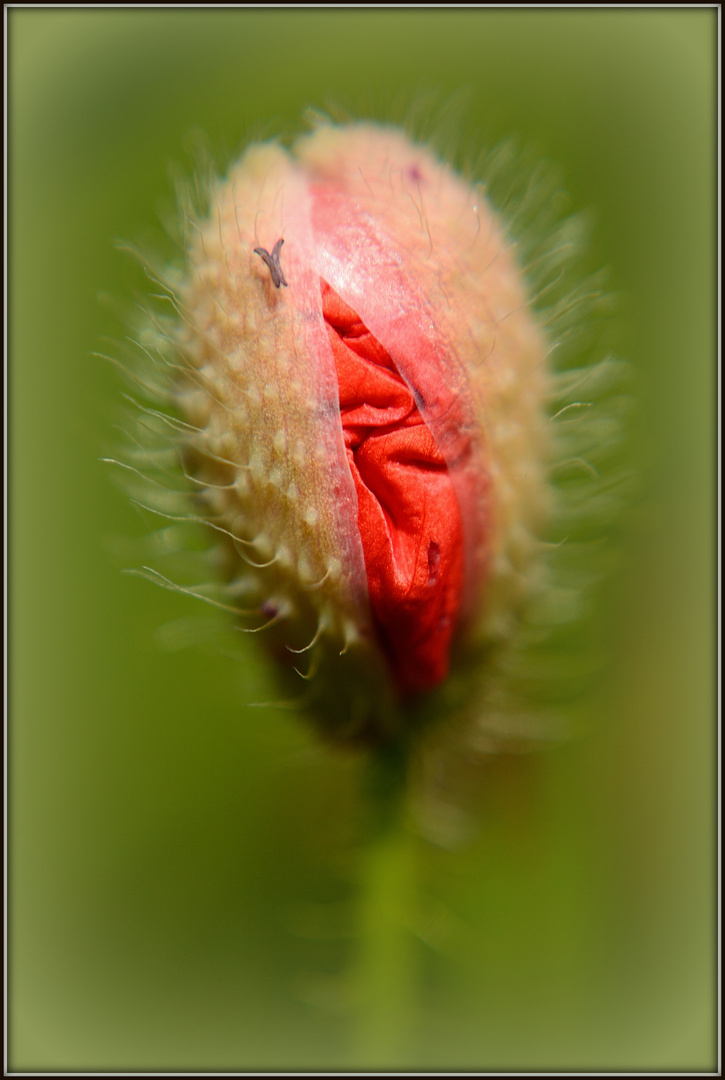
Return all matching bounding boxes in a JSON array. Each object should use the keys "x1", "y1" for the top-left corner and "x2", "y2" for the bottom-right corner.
[
  {"x1": 298, "y1": 131, "x2": 493, "y2": 617},
  {"x1": 297, "y1": 125, "x2": 550, "y2": 641},
  {"x1": 322, "y1": 281, "x2": 463, "y2": 693}
]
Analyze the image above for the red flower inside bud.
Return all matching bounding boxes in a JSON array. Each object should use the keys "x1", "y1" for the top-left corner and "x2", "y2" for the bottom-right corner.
[
  {"x1": 321, "y1": 281, "x2": 464, "y2": 694},
  {"x1": 164, "y1": 124, "x2": 551, "y2": 737}
]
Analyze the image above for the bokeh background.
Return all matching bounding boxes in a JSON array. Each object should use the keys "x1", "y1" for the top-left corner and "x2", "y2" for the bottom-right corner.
[{"x1": 9, "y1": 9, "x2": 716, "y2": 1072}]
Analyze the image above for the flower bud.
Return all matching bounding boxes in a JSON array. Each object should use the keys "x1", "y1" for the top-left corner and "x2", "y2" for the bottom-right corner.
[{"x1": 135, "y1": 122, "x2": 556, "y2": 743}]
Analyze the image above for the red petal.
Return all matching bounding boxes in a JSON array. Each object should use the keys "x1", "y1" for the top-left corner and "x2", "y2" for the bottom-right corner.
[{"x1": 322, "y1": 281, "x2": 464, "y2": 694}]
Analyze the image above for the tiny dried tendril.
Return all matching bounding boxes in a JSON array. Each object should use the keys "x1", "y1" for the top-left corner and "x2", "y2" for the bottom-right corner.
[{"x1": 253, "y1": 237, "x2": 288, "y2": 288}]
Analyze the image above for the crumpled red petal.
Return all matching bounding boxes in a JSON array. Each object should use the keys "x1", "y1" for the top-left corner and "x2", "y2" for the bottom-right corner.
[{"x1": 322, "y1": 280, "x2": 464, "y2": 694}]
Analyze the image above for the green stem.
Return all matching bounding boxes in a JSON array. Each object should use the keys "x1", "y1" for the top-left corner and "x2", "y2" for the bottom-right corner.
[{"x1": 350, "y1": 740, "x2": 418, "y2": 1068}]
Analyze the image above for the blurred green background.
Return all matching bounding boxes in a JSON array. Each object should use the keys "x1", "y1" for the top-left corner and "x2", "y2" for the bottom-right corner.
[{"x1": 10, "y1": 9, "x2": 715, "y2": 1071}]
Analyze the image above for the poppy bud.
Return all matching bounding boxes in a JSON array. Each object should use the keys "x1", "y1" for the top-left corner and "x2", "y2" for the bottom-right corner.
[{"x1": 134, "y1": 122, "x2": 556, "y2": 744}]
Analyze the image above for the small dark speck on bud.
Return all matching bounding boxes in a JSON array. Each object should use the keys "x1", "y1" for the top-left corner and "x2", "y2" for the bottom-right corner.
[{"x1": 254, "y1": 237, "x2": 288, "y2": 288}]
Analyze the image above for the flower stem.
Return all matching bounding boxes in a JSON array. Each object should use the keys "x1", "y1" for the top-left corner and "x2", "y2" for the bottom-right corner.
[{"x1": 350, "y1": 739, "x2": 419, "y2": 1068}]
